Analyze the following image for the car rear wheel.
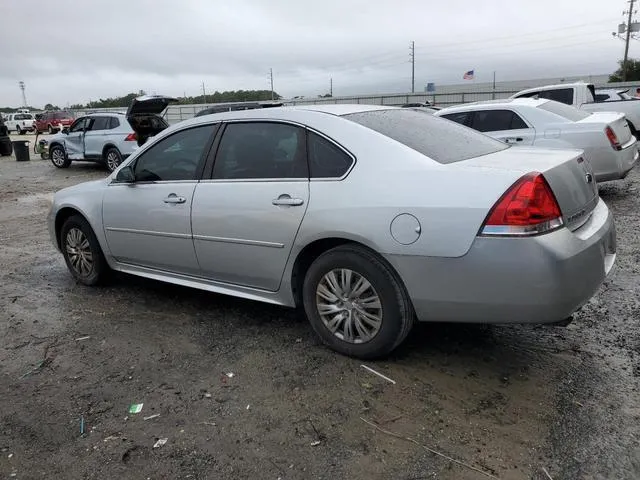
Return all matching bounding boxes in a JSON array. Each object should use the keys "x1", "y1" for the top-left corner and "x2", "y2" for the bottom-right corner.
[
  {"x1": 302, "y1": 245, "x2": 415, "y2": 359},
  {"x1": 60, "y1": 215, "x2": 108, "y2": 286},
  {"x1": 50, "y1": 145, "x2": 71, "y2": 168},
  {"x1": 105, "y1": 147, "x2": 123, "y2": 172},
  {"x1": 48, "y1": 125, "x2": 54, "y2": 134}
]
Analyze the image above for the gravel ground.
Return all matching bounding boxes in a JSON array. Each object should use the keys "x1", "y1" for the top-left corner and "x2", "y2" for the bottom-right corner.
[{"x1": 0, "y1": 144, "x2": 639, "y2": 480}]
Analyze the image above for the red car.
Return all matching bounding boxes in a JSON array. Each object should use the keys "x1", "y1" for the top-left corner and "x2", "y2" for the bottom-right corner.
[{"x1": 35, "y1": 110, "x2": 75, "y2": 134}]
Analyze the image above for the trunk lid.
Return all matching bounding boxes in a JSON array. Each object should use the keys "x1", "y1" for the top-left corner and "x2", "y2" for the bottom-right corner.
[
  {"x1": 576, "y1": 111, "x2": 632, "y2": 144},
  {"x1": 461, "y1": 147, "x2": 599, "y2": 231},
  {"x1": 126, "y1": 95, "x2": 177, "y2": 146}
]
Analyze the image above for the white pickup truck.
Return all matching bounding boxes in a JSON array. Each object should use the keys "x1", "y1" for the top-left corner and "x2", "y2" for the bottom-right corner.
[{"x1": 511, "y1": 82, "x2": 640, "y2": 138}]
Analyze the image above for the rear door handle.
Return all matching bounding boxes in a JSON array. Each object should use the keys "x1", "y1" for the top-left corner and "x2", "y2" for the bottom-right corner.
[
  {"x1": 272, "y1": 195, "x2": 304, "y2": 206},
  {"x1": 164, "y1": 194, "x2": 186, "y2": 204},
  {"x1": 505, "y1": 137, "x2": 523, "y2": 144}
]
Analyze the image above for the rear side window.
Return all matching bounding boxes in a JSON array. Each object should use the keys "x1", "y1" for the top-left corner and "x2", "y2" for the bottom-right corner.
[
  {"x1": 212, "y1": 122, "x2": 308, "y2": 180},
  {"x1": 440, "y1": 111, "x2": 471, "y2": 126},
  {"x1": 537, "y1": 101, "x2": 590, "y2": 122},
  {"x1": 344, "y1": 109, "x2": 508, "y2": 164},
  {"x1": 108, "y1": 117, "x2": 120, "y2": 129},
  {"x1": 470, "y1": 110, "x2": 528, "y2": 132},
  {"x1": 595, "y1": 94, "x2": 609, "y2": 102},
  {"x1": 538, "y1": 88, "x2": 574, "y2": 105},
  {"x1": 90, "y1": 117, "x2": 110, "y2": 131},
  {"x1": 307, "y1": 131, "x2": 353, "y2": 178}
]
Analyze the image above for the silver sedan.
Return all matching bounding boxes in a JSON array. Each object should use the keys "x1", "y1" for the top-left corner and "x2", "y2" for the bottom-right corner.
[{"x1": 48, "y1": 105, "x2": 616, "y2": 358}]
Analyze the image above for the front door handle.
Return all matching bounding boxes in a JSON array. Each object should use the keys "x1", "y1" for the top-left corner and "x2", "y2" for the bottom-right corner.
[
  {"x1": 164, "y1": 194, "x2": 186, "y2": 204},
  {"x1": 272, "y1": 194, "x2": 304, "y2": 206}
]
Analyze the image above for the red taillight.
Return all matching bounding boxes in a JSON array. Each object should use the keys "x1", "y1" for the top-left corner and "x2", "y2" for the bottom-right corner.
[
  {"x1": 480, "y1": 172, "x2": 563, "y2": 236},
  {"x1": 605, "y1": 126, "x2": 622, "y2": 150},
  {"x1": 124, "y1": 133, "x2": 137, "y2": 141}
]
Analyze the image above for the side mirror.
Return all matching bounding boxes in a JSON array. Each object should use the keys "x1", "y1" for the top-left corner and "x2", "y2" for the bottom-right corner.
[{"x1": 115, "y1": 165, "x2": 135, "y2": 183}]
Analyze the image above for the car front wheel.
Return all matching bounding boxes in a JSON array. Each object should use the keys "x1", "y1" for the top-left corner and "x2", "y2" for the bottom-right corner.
[
  {"x1": 50, "y1": 145, "x2": 70, "y2": 168},
  {"x1": 60, "y1": 215, "x2": 108, "y2": 286},
  {"x1": 302, "y1": 245, "x2": 415, "y2": 359}
]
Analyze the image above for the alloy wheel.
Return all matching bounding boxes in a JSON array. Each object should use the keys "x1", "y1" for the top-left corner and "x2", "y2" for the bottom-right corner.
[
  {"x1": 106, "y1": 151, "x2": 120, "y2": 171},
  {"x1": 65, "y1": 227, "x2": 93, "y2": 277},
  {"x1": 316, "y1": 268, "x2": 383, "y2": 344},
  {"x1": 51, "y1": 148, "x2": 65, "y2": 167}
]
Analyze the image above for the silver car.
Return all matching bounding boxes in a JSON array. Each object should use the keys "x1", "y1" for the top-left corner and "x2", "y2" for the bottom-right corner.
[
  {"x1": 48, "y1": 105, "x2": 616, "y2": 358},
  {"x1": 48, "y1": 106, "x2": 163, "y2": 172}
]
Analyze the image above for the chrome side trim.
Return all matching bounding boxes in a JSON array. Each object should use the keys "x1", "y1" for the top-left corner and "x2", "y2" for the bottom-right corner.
[
  {"x1": 105, "y1": 227, "x2": 191, "y2": 239},
  {"x1": 192, "y1": 234, "x2": 284, "y2": 248}
]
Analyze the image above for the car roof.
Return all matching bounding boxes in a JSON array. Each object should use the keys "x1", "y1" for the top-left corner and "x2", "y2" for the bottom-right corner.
[
  {"x1": 437, "y1": 97, "x2": 549, "y2": 113},
  {"x1": 183, "y1": 104, "x2": 396, "y2": 123}
]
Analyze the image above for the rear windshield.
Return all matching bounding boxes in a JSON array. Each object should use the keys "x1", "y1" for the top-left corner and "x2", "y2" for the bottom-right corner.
[
  {"x1": 343, "y1": 109, "x2": 508, "y2": 164},
  {"x1": 537, "y1": 101, "x2": 590, "y2": 122},
  {"x1": 15, "y1": 114, "x2": 32, "y2": 120},
  {"x1": 54, "y1": 111, "x2": 73, "y2": 119}
]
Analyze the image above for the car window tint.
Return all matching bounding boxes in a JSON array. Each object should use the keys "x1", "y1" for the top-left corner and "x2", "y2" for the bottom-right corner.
[
  {"x1": 511, "y1": 112, "x2": 528, "y2": 129},
  {"x1": 90, "y1": 117, "x2": 110, "y2": 131},
  {"x1": 108, "y1": 116, "x2": 120, "y2": 129},
  {"x1": 471, "y1": 110, "x2": 526, "y2": 132},
  {"x1": 134, "y1": 125, "x2": 215, "y2": 182},
  {"x1": 537, "y1": 88, "x2": 574, "y2": 105},
  {"x1": 212, "y1": 122, "x2": 308, "y2": 180},
  {"x1": 345, "y1": 109, "x2": 508, "y2": 164},
  {"x1": 595, "y1": 94, "x2": 609, "y2": 102},
  {"x1": 307, "y1": 131, "x2": 353, "y2": 178},
  {"x1": 440, "y1": 111, "x2": 470, "y2": 126}
]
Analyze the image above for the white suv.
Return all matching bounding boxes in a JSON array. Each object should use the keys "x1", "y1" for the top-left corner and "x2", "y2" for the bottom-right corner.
[{"x1": 5, "y1": 113, "x2": 36, "y2": 134}]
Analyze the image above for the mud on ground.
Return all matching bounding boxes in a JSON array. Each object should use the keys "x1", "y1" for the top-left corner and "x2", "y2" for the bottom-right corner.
[{"x1": 1, "y1": 150, "x2": 639, "y2": 479}]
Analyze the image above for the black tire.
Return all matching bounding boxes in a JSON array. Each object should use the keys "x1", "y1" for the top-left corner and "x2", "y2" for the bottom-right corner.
[
  {"x1": 60, "y1": 215, "x2": 108, "y2": 286},
  {"x1": 50, "y1": 145, "x2": 71, "y2": 168},
  {"x1": 48, "y1": 125, "x2": 54, "y2": 134},
  {"x1": 104, "y1": 147, "x2": 123, "y2": 172},
  {"x1": 19, "y1": 129, "x2": 26, "y2": 135},
  {"x1": 302, "y1": 245, "x2": 415, "y2": 359},
  {"x1": 0, "y1": 140, "x2": 12, "y2": 156},
  {"x1": 16, "y1": 126, "x2": 22, "y2": 134}
]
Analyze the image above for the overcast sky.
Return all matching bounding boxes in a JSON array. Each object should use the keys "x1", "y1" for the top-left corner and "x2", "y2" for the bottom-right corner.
[{"x1": 0, "y1": 0, "x2": 630, "y2": 107}]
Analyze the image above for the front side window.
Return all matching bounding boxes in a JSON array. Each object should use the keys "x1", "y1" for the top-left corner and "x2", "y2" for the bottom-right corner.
[
  {"x1": 134, "y1": 125, "x2": 216, "y2": 182},
  {"x1": 470, "y1": 110, "x2": 529, "y2": 132},
  {"x1": 307, "y1": 131, "x2": 353, "y2": 178},
  {"x1": 212, "y1": 122, "x2": 308, "y2": 180},
  {"x1": 69, "y1": 117, "x2": 90, "y2": 133}
]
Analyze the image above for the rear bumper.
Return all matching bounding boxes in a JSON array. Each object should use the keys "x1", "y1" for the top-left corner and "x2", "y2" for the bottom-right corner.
[
  {"x1": 593, "y1": 138, "x2": 638, "y2": 182},
  {"x1": 387, "y1": 198, "x2": 615, "y2": 324}
]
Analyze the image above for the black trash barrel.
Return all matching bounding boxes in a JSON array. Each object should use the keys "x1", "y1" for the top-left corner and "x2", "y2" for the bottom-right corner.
[{"x1": 13, "y1": 141, "x2": 30, "y2": 161}]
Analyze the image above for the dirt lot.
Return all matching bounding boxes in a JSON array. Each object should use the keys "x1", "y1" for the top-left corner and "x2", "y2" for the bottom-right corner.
[{"x1": 1, "y1": 142, "x2": 639, "y2": 479}]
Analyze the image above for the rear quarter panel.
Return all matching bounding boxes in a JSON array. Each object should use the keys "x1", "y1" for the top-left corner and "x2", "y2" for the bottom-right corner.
[{"x1": 289, "y1": 116, "x2": 525, "y2": 258}]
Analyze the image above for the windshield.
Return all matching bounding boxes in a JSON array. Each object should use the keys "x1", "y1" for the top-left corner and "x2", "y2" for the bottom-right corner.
[
  {"x1": 54, "y1": 111, "x2": 73, "y2": 119},
  {"x1": 537, "y1": 101, "x2": 591, "y2": 122},
  {"x1": 343, "y1": 109, "x2": 508, "y2": 164},
  {"x1": 15, "y1": 114, "x2": 32, "y2": 120}
]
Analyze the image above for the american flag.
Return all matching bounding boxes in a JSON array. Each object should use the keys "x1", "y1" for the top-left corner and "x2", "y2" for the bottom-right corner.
[{"x1": 463, "y1": 70, "x2": 475, "y2": 80}]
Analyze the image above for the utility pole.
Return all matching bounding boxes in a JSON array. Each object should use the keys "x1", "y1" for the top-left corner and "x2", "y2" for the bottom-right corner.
[
  {"x1": 624, "y1": 0, "x2": 636, "y2": 81},
  {"x1": 330, "y1": 77, "x2": 333, "y2": 96},
  {"x1": 201, "y1": 81, "x2": 207, "y2": 103},
  {"x1": 409, "y1": 41, "x2": 415, "y2": 93},
  {"x1": 269, "y1": 68, "x2": 274, "y2": 100},
  {"x1": 18, "y1": 81, "x2": 27, "y2": 108}
]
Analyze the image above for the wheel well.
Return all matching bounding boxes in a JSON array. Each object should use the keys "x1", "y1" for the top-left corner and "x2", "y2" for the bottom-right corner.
[
  {"x1": 54, "y1": 207, "x2": 85, "y2": 249},
  {"x1": 290, "y1": 238, "x2": 397, "y2": 307},
  {"x1": 49, "y1": 141, "x2": 64, "y2": 152},
  {"x1": 102, "y1": 144, "x2": 118, "y2": 159}
]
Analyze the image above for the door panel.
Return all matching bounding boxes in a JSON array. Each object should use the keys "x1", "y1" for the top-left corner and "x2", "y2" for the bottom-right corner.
[
  {"x1": 103, "y1": 183, "x2": 199, "y2": 274},
  {"x1": 489, "y1": 128, "x2": 536, "y2": 146},
  {"x1": 192, "y1": 181, "x2": 309, "y2": 290},
  {"x1": 84, "y1": 116, "x2": 110, "y2": 158},
  {"x1": 192, "y1": 121, "x2": 310, "y2": 291},
  {"x1": 64, "y1": 117, "x2": 90, "y2": 159}
]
